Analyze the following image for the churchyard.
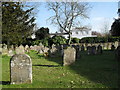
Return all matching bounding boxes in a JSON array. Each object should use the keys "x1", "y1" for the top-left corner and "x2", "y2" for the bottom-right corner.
[{"x1": 0, "y1": 42, "x2": 119, "y2": 88}]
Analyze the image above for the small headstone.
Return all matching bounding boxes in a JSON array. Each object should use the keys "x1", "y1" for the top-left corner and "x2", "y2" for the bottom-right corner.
[
  {"x1": 115, "y1": 46, "x2": 120, "y2": 61},
  {"x1": 15, "y1": 45, "x2": 25, "y2": 54},
  {"x1": 81, "y1": 45, "x2": 85, "y2": 51},
  {"x1": 111, "y1": 44, "x2": 115, "y2": 51},
  {"x1": 25, "y1": 45, "x2": 29, "y2": 52},
  {"x1": 8, "y1": 49, "x2": 14, "y2": 56},
  {"x1": 91, "y1": 46, "x2": 97, "y2": 55},
  {"x1": 63, "y1": 47, "x2": 76, "y2": 66},
  {"x1": 10, "y1": 54, "x2": 32, "y2": 84},
  {"x1": 97, "y1": 45, "x2": 102, "y2": 54},
  {"x1": 115, "y1": 41, "x2": 119, "y2": 48},
  {"x1": 87, "y1": 46, "x2": 92, "y2": 55}
]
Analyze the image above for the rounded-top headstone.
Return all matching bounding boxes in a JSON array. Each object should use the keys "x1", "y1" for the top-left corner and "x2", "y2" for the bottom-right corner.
[{"x1": 10, "y1": 54, "x2": 32, "y2": 84}]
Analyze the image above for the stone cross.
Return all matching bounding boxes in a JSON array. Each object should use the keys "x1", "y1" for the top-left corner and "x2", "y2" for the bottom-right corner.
[{"x1": 10, "y1": 54, "x2": 32, "y2": 84}]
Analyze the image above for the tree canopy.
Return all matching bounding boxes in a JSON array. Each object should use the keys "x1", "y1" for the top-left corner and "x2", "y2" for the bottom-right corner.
[
  {"x1": 2, "y1": 2, "x2": 36, "y2": 46},
  {"x1": 35, "y1": 27, "x2": 49, "y2": 40},
  {"x1": 110, "y1": 18, "x2": 120, "y2": 36},
  {"x1": 47, "y1": 2, "x2": 90, "y2": 44}
]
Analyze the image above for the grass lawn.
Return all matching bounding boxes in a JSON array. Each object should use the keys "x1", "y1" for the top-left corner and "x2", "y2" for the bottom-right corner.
[{"x1": 0, "y1": 50, "x2": 118, "y2": 88}]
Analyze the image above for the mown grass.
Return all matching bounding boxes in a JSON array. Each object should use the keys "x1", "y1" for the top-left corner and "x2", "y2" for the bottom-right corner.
[{"x1": 0, "y1": 50, "x2": 118, "y2": 88}]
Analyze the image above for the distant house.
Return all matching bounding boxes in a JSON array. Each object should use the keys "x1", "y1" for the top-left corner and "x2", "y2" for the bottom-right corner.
[{"x1": 50, "y1": 27, "x2": 97, "y2": 39}]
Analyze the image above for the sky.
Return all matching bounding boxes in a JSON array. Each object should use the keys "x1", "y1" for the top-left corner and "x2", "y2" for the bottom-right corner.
[{"x1": 33, "y1": 1, "x2": 118, "y2": 33}]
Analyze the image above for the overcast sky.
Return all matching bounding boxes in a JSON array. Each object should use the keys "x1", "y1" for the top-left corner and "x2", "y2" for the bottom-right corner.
[{"x1": 33, "y1": 1, "x2": 118, "y2": 33}]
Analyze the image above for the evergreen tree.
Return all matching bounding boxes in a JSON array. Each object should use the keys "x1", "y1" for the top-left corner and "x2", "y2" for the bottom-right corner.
[
  {"x1": 110, "y1": 18, "x2": 120, "y2": 36},
  {"x1": 35, "y1": 27, "x2": 49, "y2": 40},
  {"x1": 2, "y1": 2, "x2": 36, "y2": 46}
]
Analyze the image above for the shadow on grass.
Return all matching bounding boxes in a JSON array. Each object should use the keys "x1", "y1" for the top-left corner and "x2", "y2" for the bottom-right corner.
[
  {"x1": 42, "y1": 50, "x2": 118, "y2": 88},
  {"x1": 33, "y1": 64, "x2": 61, "y2": 67},
  {"x1": 0, "y1": 81, "x2": 10, "y2": 85},
  {"x1": 69, "y1": 50, "x2": 118, "y2": 88}
]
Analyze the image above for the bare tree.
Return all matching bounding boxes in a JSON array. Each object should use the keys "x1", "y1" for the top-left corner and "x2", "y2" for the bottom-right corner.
[
  {"x1": 100, "y1": 18, "x2": 110, "y2": 37},
  {"x1": 47, "y1": 2, "x2": 90, "y2": 44}
]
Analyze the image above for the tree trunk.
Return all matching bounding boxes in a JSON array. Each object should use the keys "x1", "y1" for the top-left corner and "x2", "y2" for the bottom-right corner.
[{"x1": 68, "y1": 33, "x2": 72, "y2": 45}]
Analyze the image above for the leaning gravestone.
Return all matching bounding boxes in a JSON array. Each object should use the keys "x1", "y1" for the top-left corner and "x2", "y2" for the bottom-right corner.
[
  {"x1": 10, "y1": 54, "x2": 32, "y2": 84},
  {"x1": 63, "y1": 47, "x2": 76, "y2": 66}
]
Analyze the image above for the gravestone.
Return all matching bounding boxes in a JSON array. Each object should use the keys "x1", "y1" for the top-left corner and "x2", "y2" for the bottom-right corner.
[
  {"x1": 97, "y1": 45, "x2": 102, "y2": 54},
  {"x1": 15, "y1": 45, "x2": 25, "y2": 54},
  {"x1": 81, "y1": 45, "x2": 85, "y2": 51},
  {"x1": 91, "y1": 46, "x2": 97, "y2": 55},
  {"x1": 87, "y1": 46, "x2": 92, "y2": 55},
  {"x1": 48, "y1": 44, "x2": 61, "y2": 57},
  {"x1": 10, "y1": 54, "x2": 32, "y2": 84},
  {"x1": 2, "y1": 44, "x2": 8, "y2": 55},
  {"x1": 8, "y1": 49, "x2": 14, "y2": 56},
  {"x1": 25, "y1": 45, "x2": 29, "y2": 52},
  {"x1": 111, "y1": 44, "x2": 115, "y2": 51},
  {"x1": 115, "y1": 46, "x2": 120, "y2": 61},
  {"x1": 115, "y1": 41, "x2": 119, "y2": 48},
  {"x1": 63, "y1": 47, "x2": 76, "y2": 66},
  {"x1": 0, "y1": 44, "x2": 2, "y2": 54}
]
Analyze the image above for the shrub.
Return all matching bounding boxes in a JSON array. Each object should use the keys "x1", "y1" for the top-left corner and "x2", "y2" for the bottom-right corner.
[
  {"x1": 52, "y1": 35, "x2": 67, "y2": 45},
  {"x1": 71, "y1": 38, "x2": 79, "y2": 43}
]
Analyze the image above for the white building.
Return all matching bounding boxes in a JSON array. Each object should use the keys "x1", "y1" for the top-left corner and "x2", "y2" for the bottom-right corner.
[{"x1": 50, "y1": 27, "x2": 97, "y2": 39}]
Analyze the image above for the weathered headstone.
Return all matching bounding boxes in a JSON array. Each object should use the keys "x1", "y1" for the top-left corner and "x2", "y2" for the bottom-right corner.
[
  {"x1": 25, "y1": 45, "x2": 29, "y2": 52},
  {"x1": 2, "y1": 44, "x2": 8, "y2": 55},
  {"x1": 0, "y1": 44, "x2": 2, "y2": 54},
  {"x1": 81, "y1": 45, "x2": 85, "y2": 51},
  {"x1": 63, "y1": 47, "x2": 76, "y2": 66},
  {"x1": 91, "y1": 46, "x2": 97, "y2": 55},
  {"x1": 97, "y1": 45, "x2": 102, "y2": 54},
  {"x1": 15, "y1": 45, "x2": 25, "y2": 54},
  {"x1": 115, "y1": 41, "x2": 119, "y2": 48},
  {"x1": 8, "y1": 49, "x2": 14, "y2": 56},
  {"x1": 111, "y1": 44, "x2": 115, "y2": 51},
  {"x1": 10, "y1": 54, "x2": 32, "y2": 84},
  {"x1": 87, "y1": 46, "x2": 92, "y2": 55}
]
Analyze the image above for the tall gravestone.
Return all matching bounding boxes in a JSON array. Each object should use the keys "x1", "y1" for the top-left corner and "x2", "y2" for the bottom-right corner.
[
  {"x1": 10, "y1": 54, "x2": 32, "y2": 84},
  {"x1": 63, "y1": 47, "x2": 76, "y2": 66}
]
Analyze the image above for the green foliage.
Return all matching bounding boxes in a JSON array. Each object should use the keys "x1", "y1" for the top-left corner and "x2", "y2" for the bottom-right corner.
[
  {"x1": 80, "y1": 37, "x2": 120, "y2": 43},
  {"x1": 110, "y1": 19, "x2": 120, "y2": 36},
  {"x1": 2, "y1": 2, "x2": 36, "y2": 46},
  {"x1": 71, "y1": 38, "x2": 79, "y2": 43},
  {"x1": 52, "y1": 35, "x2": 67, "y2": 45},
  {"x1": 35, "y1": 27, "x2": 49, "y2": 40}
]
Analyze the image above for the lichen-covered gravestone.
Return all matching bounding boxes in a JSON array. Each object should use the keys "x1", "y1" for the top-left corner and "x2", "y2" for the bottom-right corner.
[
  {"x1": 63, "y1": 47, "x2": 76, "y2": 66},
  {"x1": 15, "y1": 45, "x2": 25, "y2": 54},
  {"x1": 10, "y1": 54, "x2": 32, "y2": 84}
]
